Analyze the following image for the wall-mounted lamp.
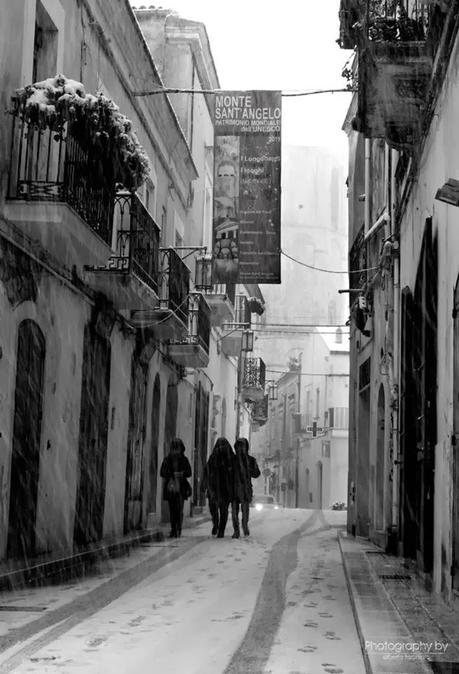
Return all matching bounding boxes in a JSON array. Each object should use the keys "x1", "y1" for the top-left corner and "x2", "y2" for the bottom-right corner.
[
  {"x1": 241, "y1": 330, "x2": 254, "y2": 352},
  {"x1": 435, "y1": 179, "x2": 459, "y2": 207},
  {"x1": 195, "y1": 255, "x2": 213, "y2": 291}
]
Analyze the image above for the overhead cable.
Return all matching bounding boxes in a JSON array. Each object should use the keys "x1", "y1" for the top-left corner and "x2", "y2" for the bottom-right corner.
[
  {"x1": 281, "y1": 249, "x2": 378, "y2": 274},
  {"x1": 133, "y1": 87, "x2": 355, "y2": 97}
]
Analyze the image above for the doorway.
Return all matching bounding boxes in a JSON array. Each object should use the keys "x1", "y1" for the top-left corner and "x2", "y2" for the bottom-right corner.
[
  {"x1": 124, "y1": 357, "x2": 148, "y2": 533},
  {"x1": 74, "y1": 323, "x2": 111, "y2": 547},
  {"x1": 161, "y1": 381, "x2": 178, "y2": 522},
  {"x1": 375, "y1": 385, "x2": 385, "y2": 530},
  {"x1": 7, "y1": 320, "x2": 46, "y2": 559},
  {"x1": 147, "y1": 375, "x2": 161, "y2": 514},
  {"x1": 317, "y1": 461, "x2": 323, "y2": 509}
]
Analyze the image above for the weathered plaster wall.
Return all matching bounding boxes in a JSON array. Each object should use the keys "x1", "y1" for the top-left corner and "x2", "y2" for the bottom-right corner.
[{"x1": 398, "y1": 35, "x2": 459, "y2": 595}]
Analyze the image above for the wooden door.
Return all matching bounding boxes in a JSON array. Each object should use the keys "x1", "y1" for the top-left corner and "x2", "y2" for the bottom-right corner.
[
  {"x1": 124, "y1": 358, "x2": 148, "y2": 532},
  {"x1": 147, "y1": 375, "x2": 161, "y2": 513},
  {"x1": 453, "y1": 275, "x2": 459, "y2": 590},
  {"x1": 161, "y1": 383, "x2": 178, "y2": 522},
  {"x1": 7, "y1": 321, "x2": 45, "y2": 559},
  {"x1": 74, "y1": 324, "x2": 111, "y2": 547},
  {"x1": 193, "y1": 384, "x2": 209, "y2": 507},
  {"x1": 400, "y1": 288, "x2": 417, "y2": 559}
]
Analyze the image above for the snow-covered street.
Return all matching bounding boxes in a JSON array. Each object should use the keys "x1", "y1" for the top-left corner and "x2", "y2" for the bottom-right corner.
[{"x1": 0, "y1": 509, "x2": 364, "y2": 674}]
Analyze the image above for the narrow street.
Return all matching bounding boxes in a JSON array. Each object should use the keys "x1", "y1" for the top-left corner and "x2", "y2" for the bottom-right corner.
[{"x1": 0, "y1": 510, "x2": 364, "y2": 674}]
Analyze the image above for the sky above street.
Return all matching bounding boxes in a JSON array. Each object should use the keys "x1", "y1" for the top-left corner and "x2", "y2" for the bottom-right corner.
[{"x1": 129, "y1": 0, "x2": 353, "y2": 150}]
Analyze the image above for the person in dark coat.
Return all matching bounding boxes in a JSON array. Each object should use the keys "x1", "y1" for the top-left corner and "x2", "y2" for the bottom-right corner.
[
  {"x1": 202, "y1": 437, "x2": 234, "y2": 538},
  {"x1": 231, "y1": 437, "x2": 260, "y2": 538},
  {"x1": 160, "y1": 438, "x2": 192, "y2": 538}
]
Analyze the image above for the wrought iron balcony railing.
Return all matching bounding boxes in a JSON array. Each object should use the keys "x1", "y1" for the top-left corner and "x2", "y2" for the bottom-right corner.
[
  {"x1": 205, "y1": 283, "x2": 236, "y2": 306},
  {"x1": 365, "y1": 0, "x2": 432, "y2": 42},
  {"x1": 242, "y1": 357, "x2": 266, "y2": 391},
  {"x1": 183, "y1": 292, "x2": 211, "y2": 354},
  {"x1": 339, "y1": 0, "x2": 448, "y2": 52},
  {"x1": 158, "y1": 248, "x2": 190, "y2": 326},
  {"x1": 167, "y1": 292, "x2": 211, "y2": 368},
  {"x1": 109, "y1": 191, "x2": 160, "y2": 293},
  {"x1": 8, "y1": 102, "x2": 116, "y2": 245}
]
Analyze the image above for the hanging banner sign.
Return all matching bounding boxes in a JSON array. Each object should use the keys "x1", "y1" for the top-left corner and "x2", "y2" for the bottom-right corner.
[{"x1": 212, "y1": 90, "x2": 281, "y2": 284}]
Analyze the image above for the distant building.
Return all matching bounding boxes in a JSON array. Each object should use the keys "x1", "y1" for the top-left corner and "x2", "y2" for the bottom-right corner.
[{"x1": 251, "y1": 329, "x2": 349, "y2": 509}]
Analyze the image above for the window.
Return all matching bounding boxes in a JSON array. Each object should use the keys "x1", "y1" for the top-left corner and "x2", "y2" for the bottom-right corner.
[
  {"x1": 32, "y1": 1, "x2": 59, "y2": 82},
  {"x1": 144, "y1": 179, "x2": 156, "y2": 217},
  {"x1": 160, "y1": 207, "x2": 167, "y2": 247}
]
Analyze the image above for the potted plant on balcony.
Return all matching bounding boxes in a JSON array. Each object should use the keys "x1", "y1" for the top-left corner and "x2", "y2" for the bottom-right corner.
[
  {"x1": 13, "y1": 74, "x2": 149, "y2": 191},
  {"x1": 247, "y1": 296, "x2": 265, "y2": 315}
]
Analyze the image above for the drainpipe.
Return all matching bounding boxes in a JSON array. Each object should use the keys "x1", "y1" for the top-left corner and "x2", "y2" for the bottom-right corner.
[
  {"x1": 390, "y1": 149, "x2": 400, "y2": 537},
  {"x1": 384, "y1": 146, "x2": 400, "y2": 537},
  {"x1": 364, "y1": 138, "x2": 371, "y2": 236},
  {"x1": 296, "y1": 354, "x2": 302, "y2": 508}
]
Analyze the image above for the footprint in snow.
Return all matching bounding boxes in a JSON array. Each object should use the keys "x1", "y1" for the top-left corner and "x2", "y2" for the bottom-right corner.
[
  {"x1": 298, "y1": 645, "x2": 317, "y2": 653},
  {"x1": 324, "y1": 632, "x2": 341, "y2": 640},
  {"x1": 304, "y1": 621, "x2": 319, "y2": 628},
  {"x1": 323, "y1": 668, "x2": 344, "y2": 674},
  {"x1": 86, "y1": 636, "x2": 107, "y2": 648},
  {"x1": 318, "y1": 612, "x2": 333, "y2": 618}
]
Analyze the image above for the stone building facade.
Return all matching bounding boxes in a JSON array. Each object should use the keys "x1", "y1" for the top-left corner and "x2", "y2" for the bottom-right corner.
[{"x1": 0, "y1": 0, "x2": 264, "y2": 564}]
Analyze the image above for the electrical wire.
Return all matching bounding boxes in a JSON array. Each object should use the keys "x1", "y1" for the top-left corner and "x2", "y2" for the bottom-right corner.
[
  {"x1": 133, "y1": 87, "x2": 355, "y2": 97},
  {"x1": 280, "y1": 249, "x2": 378, "y2": 275},
  {"x1": 266, "y1": 369, "x2": 349, "y2": 376}
]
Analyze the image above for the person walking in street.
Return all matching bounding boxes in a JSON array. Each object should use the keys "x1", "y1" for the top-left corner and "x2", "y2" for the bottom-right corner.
[
  {"x1": 231, "y1": 437, "x2": 260, "y2": 538},
  {"x1": 202, "y1": 437, "x2": 234, "y2": 538},
  {"x1": 160, "y1": 438, "x2": 192, "y2": 538}
]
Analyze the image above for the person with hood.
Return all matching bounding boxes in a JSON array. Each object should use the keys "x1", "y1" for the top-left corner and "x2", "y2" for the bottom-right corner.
[
  {"x1": 202, "y1": 437, "x2": 234, "y2": 538},
  {"x1": 231, "y1": 437, "x2": 261, "y2": 538},
  {"x1": 160, "y1": 438, "x2": 192, "y2": 538}
]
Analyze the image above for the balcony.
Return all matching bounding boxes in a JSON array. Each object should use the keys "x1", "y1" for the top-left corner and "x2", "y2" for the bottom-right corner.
[
  {"x1": 203, "y1": 283, "x2": 235, "y2": 326},
  {"x1": 357, "y1": 40, "x2": 432, "y2": 150},
  {"x1": 133, "y1": 247, "x2": 190, "y2": 337},
  {"x1": 6, "y1": 98, "x2": 160, "y2": 309},
  {"x1": 6, "y1": 105, "x2": 117, "y2": 270},
  {"x1": 240, "y1": 357, "x2": 266, "y2": 403},
  {"x1": 338, "y1": 1, "x2": 451, "y2": 150},
  {"x1": 220, "y1": 294, "x2": 251, "y2": 357},
  {"x1": 167, "y1": 292, "x2": 211, "y2": 368},
  {"x1": 84, "y1": 191, "x2": 160, "y2": 310},
  {"x1": 339, "y1": 0, "x2": 447, "y2": 50},
  {"x1": 251, "y1": 395, "x2": 268, "y2": 426}
]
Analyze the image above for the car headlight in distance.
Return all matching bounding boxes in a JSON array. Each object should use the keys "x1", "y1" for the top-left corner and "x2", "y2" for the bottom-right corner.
[
  {"x1": 274, "y1": 505, "x2": 279, "y2": 510},
  {"x1": 255, "y1": 503, "x2": 263, "y2": 511}
]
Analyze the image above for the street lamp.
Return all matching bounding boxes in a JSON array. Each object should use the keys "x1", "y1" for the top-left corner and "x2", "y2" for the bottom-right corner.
[
  {"x1": 241, "y1": 329, "x2": 254, "y2": 352},
  {"x1": 195, "y1": 255, "x2": 213, "y2": 291}
]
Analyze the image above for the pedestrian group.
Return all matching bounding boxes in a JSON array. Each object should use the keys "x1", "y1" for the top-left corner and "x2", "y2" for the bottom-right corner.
[{"x1": 160, "y1": 436, "x2": 260, "y2": 539}]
